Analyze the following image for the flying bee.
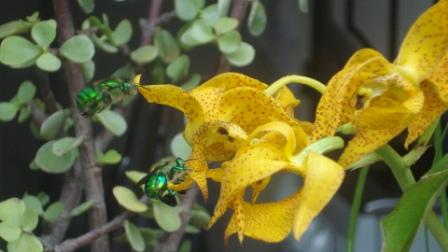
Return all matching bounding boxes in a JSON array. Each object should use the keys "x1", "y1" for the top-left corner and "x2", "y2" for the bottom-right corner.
[
  {"x1": 137, "y1": 157, "x2": 189, "y2": 206},
  {"x1": 76, "y1": 79, "x2": 136, "y2": 117}
]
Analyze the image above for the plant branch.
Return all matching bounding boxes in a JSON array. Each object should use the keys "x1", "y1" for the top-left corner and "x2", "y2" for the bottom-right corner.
[
  {"x1": 376, "y1": 145, "x2": 448, "y2": 250},
  {"x1": 153, "y1": 187, "x2": 199, "y2": 252},
  {"x1": 52, "y1": 212, "x2": 130, "y2": 252},
  {"x1": 141, "y1": 0, "x2": 164, "y2": 46},
  {"x1": 217, "y1": 0, "x2": 251, "y2": 73},
  {"x1": 52, "y1": 0, "x2": 109, "y2": 251}
]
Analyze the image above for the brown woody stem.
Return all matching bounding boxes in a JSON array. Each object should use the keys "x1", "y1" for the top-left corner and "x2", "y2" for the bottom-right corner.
[{"x1": 52, "y1": 0, "x2": 109, "y2": 251}]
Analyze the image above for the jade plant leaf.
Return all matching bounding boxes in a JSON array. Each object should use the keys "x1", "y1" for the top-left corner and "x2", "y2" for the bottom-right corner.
[{"x1": 381, "y1": 170, "x2": 448, "y2": 252}]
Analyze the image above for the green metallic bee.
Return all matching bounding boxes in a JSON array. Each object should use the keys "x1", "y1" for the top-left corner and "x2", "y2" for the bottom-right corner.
[
  {"x1": 137, "y1": 157, "x2": 189, "y2": 206},
  {"x1": 76, "y1": 79, "x2": 136, "y2": 117}
]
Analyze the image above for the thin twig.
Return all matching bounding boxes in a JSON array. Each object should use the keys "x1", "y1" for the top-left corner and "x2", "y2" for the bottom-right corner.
[
  {"x1": 153, "y1": 187, "x2": 199, "y2": 252},
  {"x1": 52, "y1": 212, "x2": 130, "y2": 252},
  {"x1": 141, "y1": 0, "x2": 164, "y2": 45},
  {"x1": 52, "y1": 0, "x2": 110, "y2": 251},
  {"x1": 217, "y1": 0, "x2": 251, "y2": 73},
  {"x1": 34, "y1": 70, "x2": 58, "y2": 114}
]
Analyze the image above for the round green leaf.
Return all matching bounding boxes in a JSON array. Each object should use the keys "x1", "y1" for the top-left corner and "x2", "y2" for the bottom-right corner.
[
  {"x1": 217, "y1": 30, "x2": 242, "y2": 54},
  {"x1": 23, "y1": 196, "x2": 44, "y2": 215},
  {"x1": 200, "y1": 4, "x2": 219, "y2": 27},
  {"x1": 298, "y1": 0, "x2": 309, "y2": 13},
  {"x1": 175, "y1": 0, "x2": 199, "y2": 21},
  {"x1": 0, "y1": 20, "x2": 31, "y2": 39},
  {"x1": 192, "y1": 0, "x2": 205, "y2": 9},
  {"x1": 247, "y1": 0, "x2": 267, "y2": 36},
  {"x1": 0, "y1": 198, "x2": 26, "y2": 226},
  {"x1": 70, "y1": 200, "x2": 95, "y2": 217},
  {"x1": 166, "y1": 55, "x2": 190, "y2": 82},
  {"x1": 17, "y1": 106, "x2": 31, "y2": 123},
  {"x1": 31, "y1": 20, "x2": 57, "y2": 48},
  {"x1": 225, "y1": 42, "x2": 255, "y2": 67},
  {"x1": 214, "y1": 17, "x2": 238, "y2": 34},
  {"x1": 112, "y1": 64, "x2": 135, "y2": 80},
  {"x1": 113, "y1": 186, "x2": 148, "y2": 213},
  {"x1": 81, "y1": 60, "x2": 95, "y2": 82},
  {"x1": 181, "y1": 74, "x2": 201, "y2": 91},
  {"x1": 35, "y1": 141, "x2": 76, "y2": 173},
  {"x1": 17, "y1": 81, "x2": 36, "y2": 104},
  {"x1": 153, "y1": 200, "x2": 181, "y2": 232},
  {"x1": 0, "y1": 36, "x2": 42, "y2": 67},
  {"x1": 0, "y1": 222, "x2": 21, "y2": 242},
  {"x1": 36, "y1": 52, "x2": 61, "y2": 72},
  {"x1": 7, "y1": 233, "x2": 43, "y2": 252},
  {"x1": 113, "y1": 19, "x2": 132, "y2": 46},
  {"x1": 130, "y1": 45, "x2": 158, "y2": 64},
  {"x1": 125, "y1": 170, "x2": 147, "y2": 184},
  {"x1": 97, "y1": 149, "x2": 122, "y2": 165},
  {"x1": 43, "y1": 202, "x2": 64, "y2": 222},
  {"x1": 179, "y1": 240, "x2": 192, "y2": 252},
  {"x1": 180, "y1": 28, "x2": 201, "y2": 48},
  {"x1": 154, "y1": 28, "x2": 180, "y2": 63},
  {"x1": 185, "y1": 224, "x2": 200, "y2": 234},
  {"x1": 190, "y1": 207, "x2": 210, "y2": 228},
  {"x1": 217, "y1": 0, "x2": 231, "y2": 16},
  {"x1": 0, "y1": 102, "x2": 18, "y2": 121},
  {"x1": 26, "y1": 12, "x2": 40, "y2": 23},
  {"x1": 91, "y1": 35, "x2": 118, "y2": 53},
  {"x1": 37, "y1": 192, "x2": 50, "y2": 207},
  {"x1": 96, "y1": 110, "x2": 127, "y2": 136},
  {"x1": 59, "y1": 35, "x2": 95, "y2": 63},
  {"x1": 124, "y1": 220, "x2": 145, "y2": 252},
  {"x1": 40, "y1": 110, "x2": 69, "y2": 140},
  {"x1": 52, "y1": 136, "x2": 83, "y2": 156},
  {"x1": 190, "y1": 20, "x2": 215, "y2": 44},
  {"x1": 77, "y1": 0, "x2": 95, "y2": 14},
  {"x1": 170, "y1": 133, "x2": 192, "y2": 160},
  {"x1": 20, "y1": 207, "x2": 38, "y2": 232}
]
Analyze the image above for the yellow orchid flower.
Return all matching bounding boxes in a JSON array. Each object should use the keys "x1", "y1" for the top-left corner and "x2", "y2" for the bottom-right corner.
[
  {"x1": 135, "y1": 73, "x2": 308, "y2": 199},
  {"x1": 313, "y1": 0, "x2": 448, "y2": 167},
  {"x1": 206, "y1": 121, "x2": 345, "y2": 243}
]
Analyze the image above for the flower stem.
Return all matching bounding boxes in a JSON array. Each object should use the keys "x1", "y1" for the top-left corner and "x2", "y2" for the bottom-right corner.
[
  {"x1": 376, "y1": 145, "x2": 448, "y2": 251},
  {"x1": 291, "y1": 136, "x2": 344, "y2": 166},
  {"x1": 347, "y1": 166, "x2": 369, "y2": 252},
  {"x1": 264, "y1": 75, "x2": 326, "y2": 96}
]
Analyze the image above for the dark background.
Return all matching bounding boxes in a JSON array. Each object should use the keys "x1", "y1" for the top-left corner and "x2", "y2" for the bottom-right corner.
[{"x1": 0, "y1": 0, "x2": 444, "y2": 251}]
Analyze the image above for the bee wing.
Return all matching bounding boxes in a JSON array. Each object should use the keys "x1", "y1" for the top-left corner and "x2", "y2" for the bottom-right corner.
[
  {"x1": 136, "y1": 175, "x2": 150, "y2": 186},
  {"x1": 160, "y1": 194, "x2": 178, "y2": 207}
]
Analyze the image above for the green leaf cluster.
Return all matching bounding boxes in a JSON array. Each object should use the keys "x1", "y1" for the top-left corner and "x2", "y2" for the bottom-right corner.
[
  {"x1": 0, "y1": 198, "x2": 42, "y2": 252},
  {"x1": 0, "y1": 81, "x2": 36, "y2": 122}
]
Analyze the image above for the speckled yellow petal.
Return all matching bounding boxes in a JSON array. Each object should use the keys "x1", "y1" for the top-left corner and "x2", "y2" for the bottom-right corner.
[
  {"x1": 207, "y1": 167, "x2": 225, "y2": 182},
  {"x1": 293, "y1": 152, "x2": 344, "y2": 239},
  {"x1": 427, "y1": 52, "x2": 448, "y2": 104},
  {"x1": 136, "y1": 84, "x2": 204, "y2": 141},
  {"x1": 406, "y1": 81, "x2": 447, "y2": 147},
  {"x1": 193, "y1": 121, "x2": 247, "y2": 161},
  {"x1": 208, "y1": 143, "x2": 289, "y2": 227},
  {"x1": 186, "y1": 144, "x2": 209, "y2": 200},
  {"x1": 394, "y1": 0, "x2": 448, "y2": 83},
  {"x1": 338, "y1": 97, "x2": 414, "y2": 167},
  {"x1": 217, "y1": 86, "x2": 308, "y2": 150},
  {"x1": 272, "y1": 86, "x2": 300, "y2": 117},
  {"x1": 190, "y1": 72, "x2": 267, "y2": 120},
  {"x1": 225, "y1": 192, "x2": 301, "y2": 243},
  {"x1": 344, "y1": 48, "x2": 386, "y2": 68},
  {"x1": 246, "y1": 121, "x2": 297, "y2": 156},
  {"x1": 250, "y1": 177, "x2": 271, "y2": 203},
  {"x1": 168, "y1": 176, "x2": 194, "y2": 192},
  {"x1": 313, "y1": 50, "x2": 392, "y2": 140}
]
